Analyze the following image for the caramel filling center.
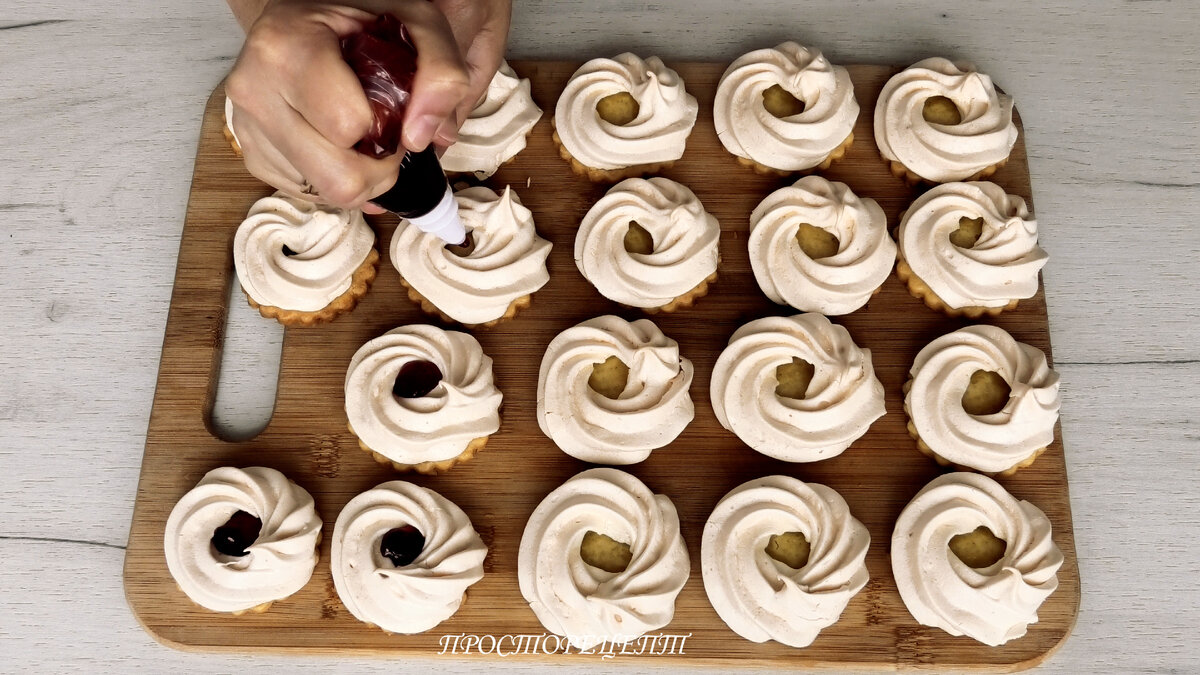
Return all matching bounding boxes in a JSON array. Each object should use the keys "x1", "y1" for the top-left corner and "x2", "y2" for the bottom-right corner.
[
  {"x1": 923, "y1": 95, "x2": 963, "y2": 125},
  {"x1": 762, "y1": 84, "x2": 806, "y2": 118},
  {"x1": 775, "y1": 357, "x2": 815, "y2": 400},
  {"x1": 581, "y1": 530, "x2": 633, "y2": 573},
  {"x1": 962, "y1": 369, "x2": 1011, "y2": 415},
  {"x1": 950, "y1": 216, "x2": 985, "y2": 249},
  {"x1": 596, "y1": 92, "x2": 640, "y2": 126},
  {"x1": 623, "y1": 220, "x2": 654, "y2": 254},
  {"x1": 765, "y1": 531, "x2": 811, "y2": 569},
  {"x1": 588, "y1": 355, "x2": 630, "y2": 399},
  {"x1": 949, "y1": 525, "x2": 1007, "y2": 568},
  {"x1": 796, "y1": 222, "x2": 841, "y2": 259}
]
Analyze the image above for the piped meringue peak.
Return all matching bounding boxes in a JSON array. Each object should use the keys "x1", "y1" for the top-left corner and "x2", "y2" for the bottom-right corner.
[
  {"x1": 440, "y1": 61, "x2": 542, "y2": 178},
  {"x1": 233, "y1": 191, "x2": 375, "y2": 312},
  {"x1": 749, "y1": 175, "x2": 895, "y2": 315},
  {"x1": 702, "y1": 475, "x2": 870, "y2": 647},
  {"x1": 714, "y1": 42, "x2": 859, "y2": 172},
  {"x1": 905, "y1": 324, "x2": 1061, "y2": 474},
  {"x1": 555, "y1": 53, "x2": 699, "y2": 170},
  {"x1": 390, "y1": 185, "x2": 552, "y2": 325},
  {"x1": 518, "y1": 468, "x2": 690, "y2": 650},
  {"x1": 711, "y1": 313, "x2": 885, "y2": 462},
  {"x1": 163, "y1": 466, "x2": 322, "y2": 613},
  {"x1": 537, "y1": 315, "x2": 694, "y2": 464},
  {"x1": 575, "y1": 177, "x2": 720, "y2": 309},
  {"x1": 331, "y1": 480, "x2": 486, "y2": 634},
  {"x1": 892, "y1": 472, "x2": 1064, "y2": 646},
  {"x1": 875, "y1": 57, "x2": 1018, "y2": 183}
]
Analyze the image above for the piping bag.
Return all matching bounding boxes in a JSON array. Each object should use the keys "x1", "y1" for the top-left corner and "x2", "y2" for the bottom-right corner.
[{"x1": 342, "y1": 14, "x2": 466, "y2": 244}]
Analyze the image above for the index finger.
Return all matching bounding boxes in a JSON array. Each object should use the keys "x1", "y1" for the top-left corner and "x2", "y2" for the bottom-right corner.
[{"x1": 385, "y1": 1, "x2": 471, "y2": 152}]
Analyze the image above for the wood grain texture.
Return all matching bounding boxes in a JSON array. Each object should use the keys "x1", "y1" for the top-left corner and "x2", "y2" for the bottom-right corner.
[{"x1": 123, "y1": 61, "x2": 1078, "y2": 670}]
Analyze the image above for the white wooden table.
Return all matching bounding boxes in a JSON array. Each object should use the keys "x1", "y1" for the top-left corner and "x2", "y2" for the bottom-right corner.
[{"x1": 1, "y1": 1, "x2": 1197, "y2": 672}]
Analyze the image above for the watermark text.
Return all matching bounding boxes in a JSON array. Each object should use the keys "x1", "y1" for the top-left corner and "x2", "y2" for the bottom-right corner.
[{"x1": 437, "y1": 632, "x2": 691, "y2": 658}]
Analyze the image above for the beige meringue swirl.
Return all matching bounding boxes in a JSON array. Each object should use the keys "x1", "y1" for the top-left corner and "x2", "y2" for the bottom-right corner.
[
  {"x1": 331, "y1": 480, "x2": 486, "y2": 634},
  {"x1": 537, "y1": 315, "x2": 694, "y2": 464},
  {"x1": 906, "y1": 324, "x2": 1061, "y2": 474},
  {"x1": 163, "y1": 466, "x2": 322, "y2": 613},
  {"x1": 710, "y1": 313, "x2": 885, "y2": 462},
  {"x1": 714, "y1": 42, "x2": 859, "y2": 171},
  {"x1": 555, "y1": 53, "x2": 698, "y2": 170},
  {"x1": 440, "y1": 62, "x2": 542, "y2": 178},
  {"x1": 233, "y1": 191, "x2": 374, "y2": 312},
  {"x1": 898, "y1": 181, "x2": 1046, "y2": 310},
  {"x1": 390, "y1": 185, "x2": 551, "y2": 325},
  {"x1": 874, "y1": 57, "x2": 1018, "y2": 182},
  {"x1": 518, "y1": 468, "x2": 690, "y2": 650},
  {"x1": 575, "y1": 177, "x2": 720, "y2": 308},
  {"x1": 892, "y1": 472, "x2": 1064, "y2": 646},
  {"x1": 344, "y1": 325, "x2": 502, "y2": 465},
  {"x1": 749, "y1": 176, "x2": 895, "y2": 315},
  {"x1": 702, "y1": 475, "x2": 870, "y2": 647}
]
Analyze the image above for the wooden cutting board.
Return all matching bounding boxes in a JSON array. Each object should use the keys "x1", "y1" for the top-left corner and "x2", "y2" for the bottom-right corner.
[{"x1": 124, "y1": 60, "x2": 1078, "y2": 669}]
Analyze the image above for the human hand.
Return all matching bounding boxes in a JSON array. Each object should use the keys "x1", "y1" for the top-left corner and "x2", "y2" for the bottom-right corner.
[
  {"x1": 225, "y1": 0, "x2": 472, "y2": 210},
  {"x1": 429, "y1": 0, "x2": 513, "y2": 141}
]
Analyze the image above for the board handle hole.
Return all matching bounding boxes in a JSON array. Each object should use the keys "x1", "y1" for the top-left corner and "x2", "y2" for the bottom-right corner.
[{"x1": 208, "y1": 278, "x2": 283, "y2": 441}]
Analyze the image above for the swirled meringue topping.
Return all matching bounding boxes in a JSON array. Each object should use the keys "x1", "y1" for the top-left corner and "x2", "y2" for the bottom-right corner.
[
  {"x1": 390, "y1": 185, "x2": 551, "y2": 324},
  {"x1": 892, "y1": 472, "x2": 1064, "y2": 646},
  {"x1": 440, "y1": 62, "x2": 542, "y2": 178},
  {"x1": 537, "y1": 315, "x2": 694, "y2": 464},
  {"x1": 906, "y1": 324, "x2": 1060, "y2": 473},
  {"x1": 233, "y1": 191, "x2": 375, "y2": 312},
  {"x1": 163, "y1": 466, "x2": 322, "y2": 613},
  {"x1": 331, "y1": 480, "x2": 486, "y2": 634},
  {"x1": 898, "y1": 181, "x2": 1046, "y2": 309},
  {"x1": 555, "y1": 53, "x2": 698, "y2": 170},
  {"x1": 711, "y1": 313, "x2": 885, "y2": 462},
  {"x1": 714, "y1": 42, "x2": 859, "y2": 171},
  {"x1": 345, "y1": 325, "x2": 502, "y2": 465},
  {"x1": 874, "y1": 57, "x2": 1018, "y2": 182},
  {"x1": 575, "y1": 177, "x2": 720, "y2": 308},
  {"x1": 702, "y1": 475, "x2": 869, "y2": 647},
  {"x1": 518, "y1": 468, "x2": 690, "y2": 649},
  {"x1": 749, "y1": 175, "x2": 895, "y2": 315},
  {"x1": 897, "y1": 180, "x2": 1046, "y2": 309}
]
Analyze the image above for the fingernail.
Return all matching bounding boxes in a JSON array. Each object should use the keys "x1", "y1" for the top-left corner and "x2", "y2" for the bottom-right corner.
[
  {"x1": 403, "y1": 114, "x2": 441, "y2": 152},
  {"x1": 434, "y1": 122, "x2": 458, "y2": 146}
]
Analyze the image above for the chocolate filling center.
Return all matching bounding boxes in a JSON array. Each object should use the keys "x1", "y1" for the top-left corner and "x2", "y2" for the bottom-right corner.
[
  {"x1": 380, "y1": 524, "x2": 425, "y2": 567},
  {"x1": 211, "y1": 510, "x2": 262, "y2": 558},
  {"x1": 393, "y1": 360, "x2": 443, "y2": 399}
]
